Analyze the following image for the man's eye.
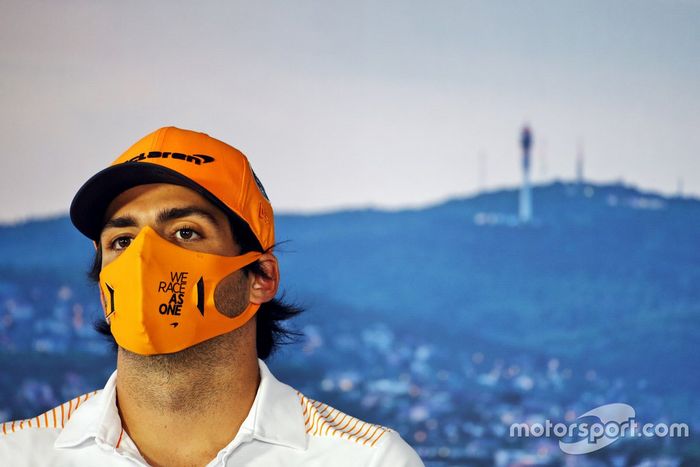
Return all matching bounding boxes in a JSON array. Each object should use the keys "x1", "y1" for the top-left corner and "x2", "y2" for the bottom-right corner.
[
  {"x1": 175, "y1": 228, "x2": 200, "y2": 241},
  {"x1": 112, "y1": 237, "x2": 132, "y2": 250}
]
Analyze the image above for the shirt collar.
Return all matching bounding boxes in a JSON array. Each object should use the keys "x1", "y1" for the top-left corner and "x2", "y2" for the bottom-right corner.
[
  {"x1": 241, "y1": 358, "x2": 308, "y2": 451},
  {"x1": 55, "y1": 358, "x2": 307, "y2": 452}
]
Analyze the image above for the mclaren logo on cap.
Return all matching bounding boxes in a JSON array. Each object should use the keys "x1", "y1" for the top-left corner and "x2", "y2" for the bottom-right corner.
[{"x1": 127, "y1": 151, "x2": 215, "y2": 165}]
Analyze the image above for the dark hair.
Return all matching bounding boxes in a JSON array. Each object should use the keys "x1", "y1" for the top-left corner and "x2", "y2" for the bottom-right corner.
[{"x1": 90, "y1": 213, "x2": 304, "y2": 360}]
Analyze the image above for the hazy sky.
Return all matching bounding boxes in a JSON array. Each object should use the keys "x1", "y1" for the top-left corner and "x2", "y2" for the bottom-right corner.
[{"x1": 1, "y1": 0, "x2": 698, "y2": 222}]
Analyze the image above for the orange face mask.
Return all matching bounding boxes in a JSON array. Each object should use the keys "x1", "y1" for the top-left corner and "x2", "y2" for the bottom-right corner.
[{"x1": 99, "y1": 226, "x2": 263, "y2": 355}]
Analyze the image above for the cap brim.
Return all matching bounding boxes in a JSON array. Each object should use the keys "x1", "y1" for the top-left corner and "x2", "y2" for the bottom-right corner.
[{"x1": 70, "y1": 162, "x2": 233, "y2": 241}]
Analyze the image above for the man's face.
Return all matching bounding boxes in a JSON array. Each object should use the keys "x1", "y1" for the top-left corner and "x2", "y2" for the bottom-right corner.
[{"x1": 99, "y1": 183, "x2": 250, "y2": 319}]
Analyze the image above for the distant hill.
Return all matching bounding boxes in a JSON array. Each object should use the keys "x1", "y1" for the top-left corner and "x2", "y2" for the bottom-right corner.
[{"x1": 2, "y1": 181, "x2": 699, "y2": 394}]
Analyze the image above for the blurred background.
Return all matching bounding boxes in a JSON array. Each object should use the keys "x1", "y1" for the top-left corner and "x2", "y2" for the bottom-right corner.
[{"x1": 1, "y1": 1, "x2": 699, "y2": 465}]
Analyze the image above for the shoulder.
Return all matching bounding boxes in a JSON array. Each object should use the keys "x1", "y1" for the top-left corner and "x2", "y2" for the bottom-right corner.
[
  {"x1": 295, "y1": 391, "x2": 423, "y2": 466},
  {"x1": 0, "y1": 391, "x2": 100, "y2": 460},
  {"x1": 297, "y1": 391, "x2": 389, "y2": 446}
]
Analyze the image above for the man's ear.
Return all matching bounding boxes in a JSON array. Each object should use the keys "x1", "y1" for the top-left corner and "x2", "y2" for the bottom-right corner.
[{"x1": 249, "y1": 253, "x2": 279, "y2": 304}]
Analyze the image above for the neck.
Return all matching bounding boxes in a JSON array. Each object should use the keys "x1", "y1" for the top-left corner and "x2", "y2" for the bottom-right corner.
[{"x1": 115, "y1": 325, "x2": 260, "y2": 467}]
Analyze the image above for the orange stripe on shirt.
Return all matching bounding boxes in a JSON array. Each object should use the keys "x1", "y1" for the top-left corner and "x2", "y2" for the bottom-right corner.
[
  {"x1": 349, "y1": 422, "x2": 374, "y2": 443},
  {"x1": 338, "y1": 418, "x2": 359, "y2": 438},
  {"x1": 303, "y1": 399, "x2": 315, "y2": 426},
  {"x1": 323, "y1": 409, "x2": 342, "y2": 431},
  {"x1": 305, "y1": 417, "x2": 315, "y2": 434},
  {"x1": 314, "y1": 410, "x2": 333, "y2": 436},
  {"x1": 308, "y1": 402, "x2": 332, "y2": 434},
  {"x1": 336, "y1": 415, "x2": 356, "y2": 434},
  {"x1": 339, "y1": 419, "x2": 360, "y2": 439},
  {"x1": 314, "y1": 403, "x2": 332, "y2": 424},
  {"x1": 52, "y1": 408, "x2": 57, "y2": 428},
  {"x1": 44, "y1": 411, "x2": 49, "y2": 427},
  {"x1": 60, "y1": 403, "x2": 65, "y2": 428},
  {"x1": 310, "y1": 399, "x2": 324, "y2": 413},
  {"x1": 362, "y1": 425, "x2": 382, "y2": 445},
  {"x1": 314, "y1": 403, "x2": 327, "y2": 419},
  {"x1": 328, "y1": 412, "x2": 350, "y2": 429},
  {"x1": 116, "y1": 428, "x2": 124, "y2": 448},
  {"x1": 325, "y1": 413, "x2": 348, "y2": 436},
  {"x1": 314, "y1": 408, "x2": 337, "y2": 436},
  {"x1": 344, "y1": 421, "x2": 369, "y2": 441},
  {"x1": 304, "y1": 404, "x2": 316, "y2": 433},
  {"x1": 307, "y1": 409, "x2": 321, "y2": 434},
  {"x1": 2, "y1": 422, "x2": 6, "y2": 435},
  {"x1": 370, "y1": 428, "x2": 388, "y2": 447}
]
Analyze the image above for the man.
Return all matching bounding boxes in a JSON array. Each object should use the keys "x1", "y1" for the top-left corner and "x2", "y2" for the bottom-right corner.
[{"x1": 0, "y1": 127, "x2": 423, "y2": 466}]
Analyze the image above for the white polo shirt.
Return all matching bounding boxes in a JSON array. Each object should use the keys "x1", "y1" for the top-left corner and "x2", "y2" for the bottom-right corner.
[{"x1": 0, "y1": 359, "x2": 423, "y2": 466}]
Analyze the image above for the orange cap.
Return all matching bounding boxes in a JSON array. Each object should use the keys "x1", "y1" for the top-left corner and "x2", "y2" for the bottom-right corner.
[{"x1": 70, "y1": 127, "x2": 274, "y2": 250}]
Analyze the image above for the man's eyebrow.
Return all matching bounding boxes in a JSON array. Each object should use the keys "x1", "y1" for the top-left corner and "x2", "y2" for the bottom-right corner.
[
  {"x1": 102, "y1": 215, "x2": 138, "y2": 232},
  {"x1": 100, "y1": 206, "x2": 221, "y2": 236},
  {"x1": 156, "y1": 206, "x2": 221, "y2": 226}
]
